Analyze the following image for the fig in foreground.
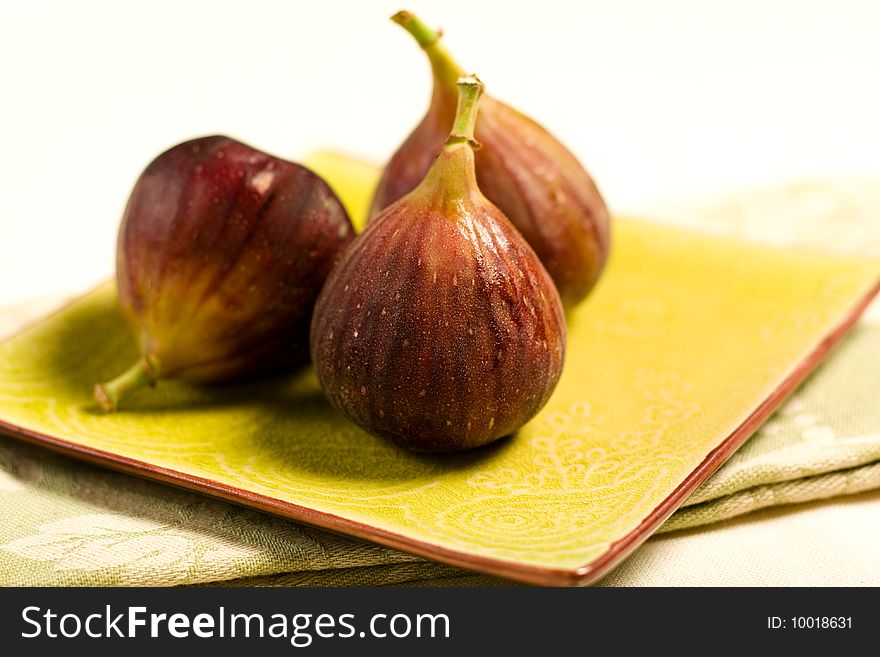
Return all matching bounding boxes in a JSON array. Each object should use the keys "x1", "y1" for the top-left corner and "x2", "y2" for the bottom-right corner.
[
  {"x1": 95, "y1": 136, "x2": 353, "y2": 411},
  {"x1": 311, "y1": 76, "x2": 566, "y2": 452},
  {"x1": 371, "y1": 11, "x2": 611, "y2": 309}
]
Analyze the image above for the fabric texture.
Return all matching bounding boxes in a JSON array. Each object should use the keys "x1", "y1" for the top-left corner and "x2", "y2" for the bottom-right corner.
[
  {"x1": 0, "y1": 177, "x2": 878, "y2": 586},
  {"x1": 659, "y1": 322, "x2": 880, "y2": 533}
]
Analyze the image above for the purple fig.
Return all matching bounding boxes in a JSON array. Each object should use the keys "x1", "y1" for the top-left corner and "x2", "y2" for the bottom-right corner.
[
  {"x1": 311, "y1": 76, "x2": 566, "y2": 452},
  {"x1": 371, "y1": 11, "x2": 610, "y2": 309},
  {"x1": 95, "y1": 136, "x2": 353, "y2": 411}
]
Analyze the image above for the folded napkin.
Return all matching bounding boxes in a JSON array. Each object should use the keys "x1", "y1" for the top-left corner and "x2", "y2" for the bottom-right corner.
[
  {"x1": 658, "y1": 321, "x2": 880, "y2": 533},
  {"x1": 638, "y1": 177, "x2": 880, "y2": 534},
  {"x1": 1, "y1": 178, "x2": 878, "y2": 586}
]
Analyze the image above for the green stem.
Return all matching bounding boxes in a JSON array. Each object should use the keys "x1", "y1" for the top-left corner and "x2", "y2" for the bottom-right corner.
[
  {"x1": 94, "y1": 356, "x2": 158, "y2": 412},
  {"x1": 392, "y1": 10, "x2": 464, "y2": 91},
  {"x1": 447, "y1": 75, "x2": 484, "y2": 147},
  {"x1": 391, "y1": 11, "x2": 439, "y2": 47},
  {"x1": 411, "y1": 76, "x2": 484, "y2": 209}
]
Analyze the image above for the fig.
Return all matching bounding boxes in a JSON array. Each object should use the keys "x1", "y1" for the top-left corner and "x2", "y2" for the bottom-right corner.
[
  {"x1": 311, "y1": 76, "x2": 566, "y2": 452},
  {"x1": 95, "y1": 136, "x2": 354, "y2": 411},
  {"x1": 371, "y1": 11, "x2": 610, "y2": 309}
]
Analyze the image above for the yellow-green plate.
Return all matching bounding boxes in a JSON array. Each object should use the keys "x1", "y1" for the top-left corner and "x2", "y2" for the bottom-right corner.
[{"x1": 0, "y1": 154, "x2": 878, "y2": 585}]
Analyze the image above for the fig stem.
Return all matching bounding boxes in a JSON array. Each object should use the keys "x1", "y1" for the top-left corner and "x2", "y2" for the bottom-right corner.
[
  {"x1": 448, "y1": 75, "x2": 484, "y2": 147},
  {"x1": 391, "y1": 10, "x2": 463, "y2": 90},
  {"x1": 391, "y1": 10, "x2": 439, "y2": 48},
  {"x1": 94, "y1": 356, "x2": 158, "y2": 412}
]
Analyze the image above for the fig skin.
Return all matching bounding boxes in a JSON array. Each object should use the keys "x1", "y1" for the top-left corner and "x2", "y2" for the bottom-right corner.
[
  {"x1": 96, "y1": 135, "x2": 353, "y2": 410},
  {"x1": 311, "y1": 77, "x2": 566, "y2": 452},
  {"x1": 370, "y1": 11, "x2": 610, "y2": 309}
]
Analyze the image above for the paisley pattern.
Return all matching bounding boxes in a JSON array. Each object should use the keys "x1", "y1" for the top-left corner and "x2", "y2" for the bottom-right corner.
[
  {"x1": 0, "y1": 213, "x2": 876, "y2": 575},
  {"x1": 3, "y1": 160, "x2": 880, "y2": 582}
]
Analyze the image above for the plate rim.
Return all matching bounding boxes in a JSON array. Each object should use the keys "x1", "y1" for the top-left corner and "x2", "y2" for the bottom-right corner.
[{"x1": 1, "y1": 277, "x2": 878, "y2": 586}]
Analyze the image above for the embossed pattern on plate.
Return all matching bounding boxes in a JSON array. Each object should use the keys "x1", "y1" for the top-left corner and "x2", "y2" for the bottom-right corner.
[{"x1": 0, "y1": 156, "x2": 877, "y2": 585}]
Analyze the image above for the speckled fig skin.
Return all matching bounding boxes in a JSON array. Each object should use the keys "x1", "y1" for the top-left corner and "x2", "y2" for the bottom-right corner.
[
  {"x1": 311, "y1": 79, "x2": 566, "y2": 452},
  {"x1": 370, "y1": 12, "x2": 610, "y2": 309},
  {"x1": 98, "y1": 135, "x2": 353, "y2": 410}
]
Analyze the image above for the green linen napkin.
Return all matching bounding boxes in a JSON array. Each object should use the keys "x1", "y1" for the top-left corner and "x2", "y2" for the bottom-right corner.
[
  {"x1": 658, "y1": 322, "x2": 880, "y2": 533},
  {"x1": 638, "y1": 177, "x2": 880, "y2": 534},
  {"x1": 1, "y1": 179, "x2": 878, "y2": 586}
]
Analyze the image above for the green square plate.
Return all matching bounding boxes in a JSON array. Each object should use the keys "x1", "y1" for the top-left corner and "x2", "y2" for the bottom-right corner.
[{"x1": 0, "y1": 155, "x2": 877, "y2": 585}]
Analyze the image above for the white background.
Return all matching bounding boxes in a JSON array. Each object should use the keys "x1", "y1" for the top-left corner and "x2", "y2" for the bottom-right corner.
[
  {"x1": 1, "y1": 0, "x2": 879, "y2": 306},
  {"x1": 1, "y1": 1, "x2": 879, "y2": 586}
]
